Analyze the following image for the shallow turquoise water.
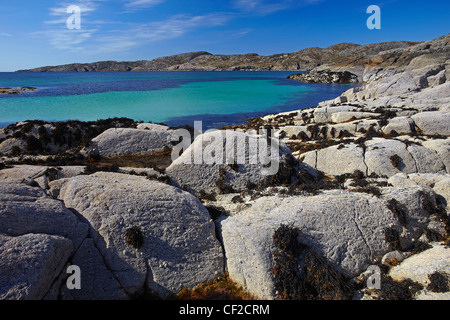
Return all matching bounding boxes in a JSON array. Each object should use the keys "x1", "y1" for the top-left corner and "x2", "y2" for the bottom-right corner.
[{"x1": 0, "y1": 71, "x2": 354, "y2": 128}]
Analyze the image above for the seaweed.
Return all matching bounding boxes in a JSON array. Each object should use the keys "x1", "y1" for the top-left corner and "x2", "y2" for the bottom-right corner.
[
  {"x1": 306, "y1": 124, "x2": 320, "y2": 141},
  {"x1": 215, "y1": 167, "x2": 235, "y2": 194},
  {"x1": 205, "y1": 205, "x2": 229, "y2": 220},
  {"x1": 384, "y1": 228, "x2": 401, "y2": 250},
  {"x1": 387, "y1": 199, "x2": 408, "y2": 227},
  {"x1": 389, "y1": 154, "x2": 403, "y2": 169},
  {"x1": 351, "y1": 185, "x2": 382, "y2": 197},
  {"x1": 82, "y1": 164, "x2": 119, "y2": 175},
  {"x1": 125, "y1": 226, "x2": 145, "y2": 249},
  {"x1": 196, "y1": 190, "x2": 217, "y2": 202},
  {"x1": 231, "y1": 195, "x2": 244, "y2": 203},
  {"x1": 411, "y1": 240, "x2": 432, "y2": 254},
  {"x1": 272, "y1": 224, "x2": 354, "y2": 300},
  {"x1": 25, "y1": 135, "x2": 43, "y2": 154},
  {"x1": 376, "y1": 275, "x2": 423, "y2": 300},
  {"x1": 10, "y1": 146, "x2": 22, "y2": 157},
  {"x1": 427, "y1": 272, "x2": 449, "y2": 293},
  {"x1": 424, "y1": 228, "x2": 444, "y2": 242}
]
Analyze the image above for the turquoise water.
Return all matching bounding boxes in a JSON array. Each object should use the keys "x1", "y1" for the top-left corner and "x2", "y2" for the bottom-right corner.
[{"x1": 0, "y1": 71, "x2": 353, "y2": 128}]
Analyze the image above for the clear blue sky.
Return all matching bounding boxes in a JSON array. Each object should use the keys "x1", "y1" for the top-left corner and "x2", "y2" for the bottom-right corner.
[{"x1": 0, "y1": 0, "x2": 449, "y2": 71}]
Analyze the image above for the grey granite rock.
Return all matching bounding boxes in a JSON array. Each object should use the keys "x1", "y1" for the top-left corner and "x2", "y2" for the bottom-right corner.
[
  {"x1": 84, "y1": 128, "x2": 173, "y2": 157},
  {"x1": 166, "y1": 130, "x2": 299, "y2": 195},
  {"x1": 364, "y1": 138, "x2": 417, "y2": 177},
  {"x1": 0, "y1": 182, "x2": 88, "y2": 249},
  {"x1": 220, "y1": 187, "x2": 434, "y2": 299},
  {"x1": 313, "y1": 144, "x2": 367, "y2": 176},
  {"x1": 0, "y1": 233, "x2": 73, "y2": 300},
  {"x1": 49, "y1": 172, "x2": 224, "y2": 298},
  {"x1": 389, "y1": 243, "x2": 450, "y2": 286},
  {"x1": 412, "y1": 112, "x2": 450, "y2": 136},
  {"x1": 58, "y1": 238, "x2": 128, "y2": 300}
]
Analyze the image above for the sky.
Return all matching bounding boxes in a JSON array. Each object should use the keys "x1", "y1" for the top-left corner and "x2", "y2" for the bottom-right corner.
[{"x1": 0, "y1": 0, "x2": 449, "y2": 71}]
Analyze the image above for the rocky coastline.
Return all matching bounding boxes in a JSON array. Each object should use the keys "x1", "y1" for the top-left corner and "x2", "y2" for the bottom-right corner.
[{"x1": 1, "y1": 34, "x2": 449, "y2": 300}]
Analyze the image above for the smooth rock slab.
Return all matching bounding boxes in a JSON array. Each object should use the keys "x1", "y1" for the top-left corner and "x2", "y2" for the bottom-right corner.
[
  {"x1": 364, "y1": 138, "x2": 417, "y2": 177},
  {"x1": 167, "y1": 130, "x2": 298, "y2": 195},
  {"x1": 314, "y1": 144, "x2": 367, "y2": 176},
  {"x1": 220, "y1": 187, "x2": 437, "y2": 299},
  {"x1": 0, "y1": 183, "x2": 88, "y2": 249},
  {"x1": 389, "y1": 243, "x2": 450, "y2": 286},
  {"x1": 382, "y1": 116, "x2": 415, "y2": 136},
  {"x1": 421, "y1": 139, "x2": 450, "y2": 173},
  {"x1": 58, "y1": 238, "x2": 128, "y2": 300},
  {"x1": 49, "y1": 172, "x2": 224, "y2": 298},
  {"x1": 412, "y1": 111, "x2": 450, "y2": 136},
  {"x1": 0, "y1": 233, "x2": 73, "y2": 300},
  {"x1": 220, "y1": 191, "x2": 387, "y2": 299},
  {"x1": 406, "y1": 144, "x2": 446, "y2": 173},
  {"x1": 84, "y1": 128, "x2": 173, "y2": 157}
]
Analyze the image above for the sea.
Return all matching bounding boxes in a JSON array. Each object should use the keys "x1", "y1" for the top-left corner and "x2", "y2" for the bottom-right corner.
[{"x1": 0, "y1": 71, "x2": 355, "y2": 130}]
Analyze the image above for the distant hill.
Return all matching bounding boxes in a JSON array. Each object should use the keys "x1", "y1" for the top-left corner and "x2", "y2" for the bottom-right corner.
[{"x1": 17, "y1": 38, "x2": 437, "y2": 73}]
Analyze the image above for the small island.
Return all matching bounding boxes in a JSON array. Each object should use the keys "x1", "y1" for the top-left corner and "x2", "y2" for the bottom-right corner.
[{"x1": 0, "y1": 87, "x2": 36, "y2": 95}]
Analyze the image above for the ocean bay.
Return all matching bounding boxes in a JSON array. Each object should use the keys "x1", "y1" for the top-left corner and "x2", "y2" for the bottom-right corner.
[{"x1": 0, "y1": 71, "x2": 353, "y2": 129}]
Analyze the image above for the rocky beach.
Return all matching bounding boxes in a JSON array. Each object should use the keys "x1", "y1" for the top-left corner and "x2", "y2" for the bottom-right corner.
[{"x1": 1, "y1": 33, "x2": 449, "y2": 300}]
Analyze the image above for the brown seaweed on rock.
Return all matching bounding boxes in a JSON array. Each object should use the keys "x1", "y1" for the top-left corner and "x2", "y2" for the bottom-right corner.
[{"x1": 272, "y1": 224, "x2": 354, "y2": 300}]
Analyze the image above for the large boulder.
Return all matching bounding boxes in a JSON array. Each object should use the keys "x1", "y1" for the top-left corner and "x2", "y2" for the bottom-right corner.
[
  {"x1": 388, "y1": 173, "x2": 450, "y2": 213},
  {"x1": 421, "y1": 139, "x2": 450, "y2": 173},
  {"x1": 84, "y1": 128, "x2": 173, "y2": 157},
  {"x1": 166, "y1": 130, "x2": 302, "y2": 196},
  {"x1": 0, "y1": 138, "x2": 26, "y2": 156},
  {"x1": 220, "y1": 187, "x2": 438, "y2": 299},
  {"x1": 364, "y1": 138, "x2": 417, "y2": 177},
  {"x1": 48, "y1": 172, "x2": 224, "y2": 298}
]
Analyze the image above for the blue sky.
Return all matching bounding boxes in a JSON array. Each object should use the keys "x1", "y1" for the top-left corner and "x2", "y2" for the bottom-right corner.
[{"x1": 0, "y1": 0, "x2": 449, "y2": 71}]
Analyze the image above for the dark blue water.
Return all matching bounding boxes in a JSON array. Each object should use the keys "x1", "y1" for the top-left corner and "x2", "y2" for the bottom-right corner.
[{"x1": 0, "y1": 71, "x2": 354, "y2": 129}]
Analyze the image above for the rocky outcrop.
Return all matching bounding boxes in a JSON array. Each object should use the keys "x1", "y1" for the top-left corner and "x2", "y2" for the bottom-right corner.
[
  {"x1": 0, "y1": 118, "x2": 138, "y2": 157},
  {"x1": 220, "y1": 186, "x2": 442, "y2": 299},
  {"x1": 0, "y1": 234, "x2": 73, "y2": 300},
  {"x1": 0, "y1": 170, "x2": 225, "y2": 299},
  {"x1": 0, "y1": 182, "x2": 88, "y2": 300},
  {"x1": 287, "y1": 70, "x2": 359, "y2": 83},
  {"x1": 166, "y1": 130, "x2": 306, "y2": 196},
  {"x1": 48, "y1": 172, "x2": 224, "y2": 298},
  {"x1": 0, "y1": 87, "x2": 35, "y2": 95},
  {"x1": 82, "y1": 127, "x2": 174, "y2": 157}
]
